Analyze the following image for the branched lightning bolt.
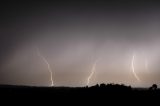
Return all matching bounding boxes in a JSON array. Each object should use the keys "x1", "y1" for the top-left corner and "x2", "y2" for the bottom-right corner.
[
  {"x1": 36, "y1": 48, "x2": 54, "y2": 86},
  {"x1": 87, "y1": 59, "x2": 99, "y2": 86},
  {"x1": 131, "y1": 55, "x2": 140, "y2": 82}
]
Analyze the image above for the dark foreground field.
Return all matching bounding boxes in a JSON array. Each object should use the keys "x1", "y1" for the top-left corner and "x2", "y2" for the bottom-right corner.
[
  {"x1": 0, "y1": 84, "x2": 160, "y2": 105},
  {"x1": 0, "y1": 84, "x2": 160, "y2": 98}
]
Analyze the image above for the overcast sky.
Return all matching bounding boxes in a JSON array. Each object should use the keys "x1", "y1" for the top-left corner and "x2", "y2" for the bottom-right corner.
[{"x1": 1, "y1": 1, "x2": 160, "y2": 87}]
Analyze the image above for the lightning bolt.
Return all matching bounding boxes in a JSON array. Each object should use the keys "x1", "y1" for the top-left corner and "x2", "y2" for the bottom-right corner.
[
  {"x1": 87, "y1": 59, "x2": 99, "y2": 86},
  {"x1": 36, "y1": 47, "x2": 54, "y2": 86},
  {"x1": 131, "y1": 55, "x2": 140, "y2": 82}
]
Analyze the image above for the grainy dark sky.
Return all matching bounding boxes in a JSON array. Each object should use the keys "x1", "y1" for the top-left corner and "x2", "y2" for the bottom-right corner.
[{"x1": 1, "y1": 0, "x2": 160, "y2": 87}]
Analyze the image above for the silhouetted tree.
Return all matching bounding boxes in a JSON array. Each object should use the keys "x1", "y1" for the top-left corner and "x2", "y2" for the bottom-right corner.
[
  {"x1": 91, "y1": 84, "x2": 99, "y2": 88},
  {"x1": 95, "y1": 84, "x2": 99, "y2": 87},
  {"x1": 152, "y1": 84, "x2": 157, "y2": 90},
  {"x1": 149, "y1": 84, "x2": 157, "y2": 90},
  {"x1": 100, "y1": 83, "x2": 106, "y2": 88}
]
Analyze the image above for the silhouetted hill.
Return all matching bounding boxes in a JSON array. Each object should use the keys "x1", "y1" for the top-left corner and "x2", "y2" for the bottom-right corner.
[
  {"x1": 0, "y1": 84, "x2": 160, "y2": 96},
  {"x1": 0, "y1": 83, "x2": 160, "y2": 103}
]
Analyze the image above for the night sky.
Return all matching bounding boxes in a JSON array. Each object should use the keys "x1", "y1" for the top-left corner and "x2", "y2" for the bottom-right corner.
[{"x1": 1, "y1": 1, "x2": 160, "y2": 87}]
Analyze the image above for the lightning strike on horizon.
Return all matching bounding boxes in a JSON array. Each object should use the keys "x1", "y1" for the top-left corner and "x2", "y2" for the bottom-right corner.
[
  {"x1": 131, "y1": 55, "x2": 140, "y2": 82},
  {"x1": 87, "y1": 59, "x2": 99, "y2": 86},
  {"x1": 36, "y1": 48, "x2": 54, "y2": 86}
]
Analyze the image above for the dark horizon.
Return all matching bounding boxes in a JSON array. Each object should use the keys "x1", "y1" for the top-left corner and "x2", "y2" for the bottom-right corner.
[{"x1": 0, "y1": 83, "x2": 160, "y2": 98}]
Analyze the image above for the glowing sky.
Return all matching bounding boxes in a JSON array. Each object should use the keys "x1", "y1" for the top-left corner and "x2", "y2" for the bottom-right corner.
[{"x1": 1, "y1": 1, "x2": 160, "y2": 87}]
